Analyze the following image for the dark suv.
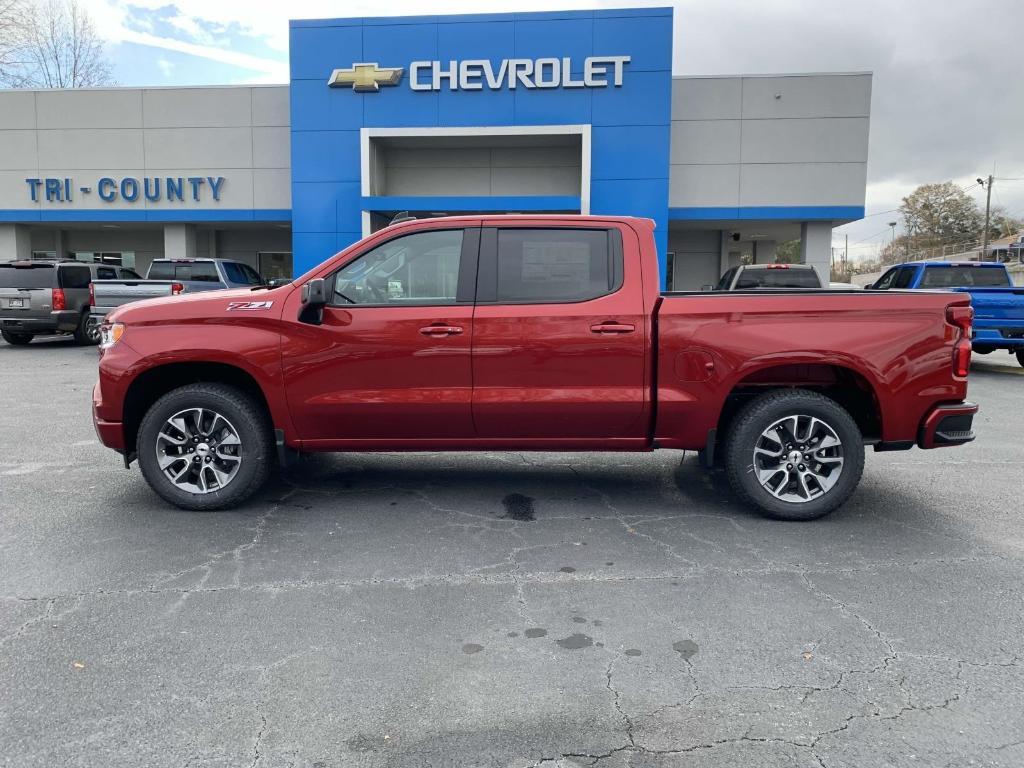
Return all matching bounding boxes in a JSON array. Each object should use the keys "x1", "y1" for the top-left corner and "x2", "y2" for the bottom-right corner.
[{"x1": 0, "y1": 261, "x2": 139, "y2": 346}]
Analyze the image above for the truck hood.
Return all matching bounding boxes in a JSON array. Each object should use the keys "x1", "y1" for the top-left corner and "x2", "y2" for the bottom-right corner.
[{"x1": 108, "y1": 283, "x2": 295, "y2": 324}]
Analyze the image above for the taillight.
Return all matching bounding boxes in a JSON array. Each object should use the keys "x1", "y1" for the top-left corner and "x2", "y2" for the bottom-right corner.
[
  {"x1": 88, "y1": 282, "x2": 95, "y2": 306},
  {"x1": 52, "y1": 288, "x2": 66, "y2": 311},
  {"x1": 171, "y1": 282, "x2": 184, "y2": 295},
  {"x1": 947, "y1": 305, "x2": 973, "y2": 378}
]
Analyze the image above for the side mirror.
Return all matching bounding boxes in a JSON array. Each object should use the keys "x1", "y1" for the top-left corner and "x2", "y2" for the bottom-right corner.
[
  {"x1": 700, "y1": 284, "x2": 715, "y2": 292},
  {"x1": 301, "y1": 278, "x2": 327, "y2": 306},
  {"x1": 863, "y1": 283, "x2": 877, "y2": 290},
  {"x1": 299, "y1": 278, "x2": 327, "y2": 325}
]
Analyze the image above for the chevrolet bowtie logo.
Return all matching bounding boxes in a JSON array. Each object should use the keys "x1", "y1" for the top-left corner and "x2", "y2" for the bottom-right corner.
[{"x1": 326, "y1": 62, "x2": 404, "y2": 92}]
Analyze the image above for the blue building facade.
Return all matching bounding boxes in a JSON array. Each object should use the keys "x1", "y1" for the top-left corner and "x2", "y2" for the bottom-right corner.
[{"x1": 288, "y1": 7, "x2": 673, "y2": 281}]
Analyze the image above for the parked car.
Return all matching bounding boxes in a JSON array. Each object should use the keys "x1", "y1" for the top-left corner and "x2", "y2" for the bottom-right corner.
[
  {"x1": 93, "y1": 215, "x2": 977, "y2": 521},
  {"x1": 90, "y1": 258, "x2": 265, "y2": 324},
  {"x1": 0, "y1": 260, "x2": 135, "y2": 345},
  {"x1": 868, "y1": 261, "x2": 1024, "y2": 366},
  {"x1": 713, "y1": 263, "x2": 824, "y2": 290}
]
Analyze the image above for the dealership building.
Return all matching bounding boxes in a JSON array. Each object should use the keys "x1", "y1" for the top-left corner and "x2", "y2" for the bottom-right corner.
[{"x1": 0, "y1": 6, "x2": 871, "y2": 289}]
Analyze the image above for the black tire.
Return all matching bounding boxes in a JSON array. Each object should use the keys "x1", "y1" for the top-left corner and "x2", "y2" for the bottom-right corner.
[
  {"x1": 137, "y1": 383, "x2": 272, "y2": 511},
  {"x1": 1, "y1": 330, "x2": 33, "y2": 345},
  {"x1": 723, "y1": 389, "x2": 865, "y2": 521},
  {"x1": 73, "y1": 311, "x2": 99, "y2": 345},
  {"x1": 972, "y1": 345, "x2": 994, "y2": 355},
  {"x1": 1016, "y1": 350, "x2": 1024, "y2": 368}
]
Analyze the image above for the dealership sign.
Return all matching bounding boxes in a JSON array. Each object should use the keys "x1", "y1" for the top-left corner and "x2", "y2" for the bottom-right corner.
[
  {"x1": 24, "y1": 176, "x2": 226, "y2": 204},
  {"x1": 327, "y1": 56, "x2": 631, "y2": 92}
]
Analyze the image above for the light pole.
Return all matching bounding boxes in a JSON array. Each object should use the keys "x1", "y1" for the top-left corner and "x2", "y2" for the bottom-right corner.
[
  {"x1": 888, "y1": 221, "x2": 897, "y2": 262},
  {"x1": 978, "y1": 176, "x2": 993, "y2": 261}
]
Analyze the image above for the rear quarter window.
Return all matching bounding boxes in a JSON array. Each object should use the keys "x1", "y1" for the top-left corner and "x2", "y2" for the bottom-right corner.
[
  {"x1": 58, "y1": 265, "x2": 91, "y2": 289},
  {"x1": 0, "y1": 264, "x2": 57, "y2": 289},
  {"x1": 920, "y1": 266, "x2": 1011, "y2": 288}
]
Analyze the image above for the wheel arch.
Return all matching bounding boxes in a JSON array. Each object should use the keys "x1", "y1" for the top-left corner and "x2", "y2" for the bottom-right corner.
[
  {"x1": 712, "y1": 363, "x2": 882, "y2": 462},
  {"x1": 122, "y1": 361, "x2": 275, "y2": 460}
]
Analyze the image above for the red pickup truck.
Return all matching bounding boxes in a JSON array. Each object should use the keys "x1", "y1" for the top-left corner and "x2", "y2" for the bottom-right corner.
[{"x1": 93, "y1": 215, "x2": 977, "y2": 521}]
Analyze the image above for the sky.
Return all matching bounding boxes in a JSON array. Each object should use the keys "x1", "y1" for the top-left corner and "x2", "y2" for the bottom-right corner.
[{"x1": 82, "y1": 0, "x2": 1024, "y2": 261}]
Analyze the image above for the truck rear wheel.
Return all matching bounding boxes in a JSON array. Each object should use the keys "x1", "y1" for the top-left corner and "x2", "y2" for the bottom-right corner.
[
  {"x1": 137, "y1": 383, "x2": 272, "y2": 511},
  {"x1": 1, "y1": 330, "x2": 33, "y2": 345},
  {"x1": 723, "y1": 389, "x2": 864, "y2": 521}
]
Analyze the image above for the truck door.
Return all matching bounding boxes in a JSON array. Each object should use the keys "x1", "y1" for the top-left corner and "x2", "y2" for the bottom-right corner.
[
  {"x1": 281, "y1": 226, "x2": 479, "y2": 443},
  {"x1": 471, "y1": 224, "x2": 648, "y2": 440}
]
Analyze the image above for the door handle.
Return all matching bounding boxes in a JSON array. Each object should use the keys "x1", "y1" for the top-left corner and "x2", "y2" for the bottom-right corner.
[
  {"x1": 590, "y1": 322, "x2": 636, "y2": 334},
  {"x1": 419, "y1": 325, "x2": 464, "y2": 336}
]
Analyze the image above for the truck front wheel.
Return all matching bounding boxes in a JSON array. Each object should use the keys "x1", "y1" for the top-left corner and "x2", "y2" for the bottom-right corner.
[
  {"x1": 723, "y1": 389, "x2": 864, "y2": 521},
  {"x1": 1016, "y1": 350, "x2": 1024, "y2": 368},
  {"x1": 137, "y1": 383, "x2": 272, "y2": 511}
]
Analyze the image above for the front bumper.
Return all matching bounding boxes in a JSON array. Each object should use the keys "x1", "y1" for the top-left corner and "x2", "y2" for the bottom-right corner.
[
  {"x1": 92, "y1": 380, "x2": 125, "y2": 451},
  {"x1": 918, "y1": 401, "x2": 978, "y2": 449}
]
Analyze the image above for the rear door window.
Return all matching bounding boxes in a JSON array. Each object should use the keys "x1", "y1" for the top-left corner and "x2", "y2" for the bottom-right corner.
[
  {"x1": 920, "y1": 266, "x2": 1011, "y2": 288},
  {"x1": 716, "y1": 267, "x2": 738, "y2": 290},
  {"x1": 892, "y1": 268, "x2": 916, "y2": 288},
  {"x1": 222, "y1": 262, "x2": 264, "y2": 285},
  {"x1": 485, "y1": 228, "x2": 622, "y2": 303},
  {"x1": 0, "y1": 264, "x2": 57, "y2": 289},
  {"x1": 58, "y1": 265, "x2": 91, "y2": 289},
  {"x1": 734, "y1": 268, "x2": 821, "y2": 289}
]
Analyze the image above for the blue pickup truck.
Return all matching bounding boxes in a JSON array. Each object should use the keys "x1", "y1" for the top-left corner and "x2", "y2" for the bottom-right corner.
[{"x1": 869, "y1": 261, "x2": 1024, "y2": 366}]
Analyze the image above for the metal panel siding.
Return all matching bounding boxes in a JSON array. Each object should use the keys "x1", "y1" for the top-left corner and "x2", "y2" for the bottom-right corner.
[
  {"x1": 0, "y1": 91, "x2": 37, "y2": 129},
  {"x1": 35, "y1": 89, "x2": 143, "y2": 129},
  {"x1": 142, "y1": 87, "x2": 253, "y2": 128},
  {"x1": 668, "y1": 73, "x2": 871, "y2": 214},
  {"x1": 289, "y1": 8, "x2": 674, "y2": 280}
]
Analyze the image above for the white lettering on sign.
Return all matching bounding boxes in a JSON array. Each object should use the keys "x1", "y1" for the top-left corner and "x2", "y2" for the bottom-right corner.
[{"x1": 408, "y1": 56, "x2": 630, "y2": 91}]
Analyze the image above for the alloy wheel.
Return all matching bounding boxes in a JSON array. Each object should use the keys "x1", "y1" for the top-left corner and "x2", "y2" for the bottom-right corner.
[
  {"x1": 155, "y1": 407, "x2": 243, "y2": 494},
  {"x1": 752, "y1": 414, "x2": 844, "y2": 503}
]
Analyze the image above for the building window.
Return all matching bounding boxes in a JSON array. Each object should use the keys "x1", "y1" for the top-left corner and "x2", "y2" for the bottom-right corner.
[
  {"x1": 72, "y1": 251, "x2": 137, "y2": 269},
  {"x1": 258, "y1": 252, "x2": 293, "y2": 281}
]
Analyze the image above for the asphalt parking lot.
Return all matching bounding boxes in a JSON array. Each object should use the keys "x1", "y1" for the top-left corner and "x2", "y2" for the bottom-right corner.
[{"x1": 1, "y1": 338, "x2": 1022, "y2": 768}]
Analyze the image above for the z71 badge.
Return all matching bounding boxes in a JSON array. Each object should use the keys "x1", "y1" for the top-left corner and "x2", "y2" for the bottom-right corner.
[{"x1": 226, "y1": 300, "x2": 274, "y2": 311}]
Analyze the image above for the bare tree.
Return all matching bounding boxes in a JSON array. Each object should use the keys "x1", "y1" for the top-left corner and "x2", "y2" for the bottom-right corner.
[
  {"x1": 0, "y1": 0, "x2": 31, "y2": 84},
  {"x1": 1, "y1": 0, "x2": 113, "y2": 88}
]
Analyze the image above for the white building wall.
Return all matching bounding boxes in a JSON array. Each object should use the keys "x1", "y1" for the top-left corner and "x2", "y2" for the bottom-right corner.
[
  {"x1": 668, "y1": 73, "x2": 871, "y2": 210},
  {"x1": 0, "y1": 85, "x2": 291, "y2": 214}
]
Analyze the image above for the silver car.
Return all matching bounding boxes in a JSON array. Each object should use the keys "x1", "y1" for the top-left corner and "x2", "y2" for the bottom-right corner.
[{"x1": 0, "y1": 261, "x2": 138, "y2": 346}]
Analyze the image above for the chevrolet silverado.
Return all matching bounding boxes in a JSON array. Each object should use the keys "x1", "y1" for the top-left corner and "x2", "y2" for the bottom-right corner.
[{"x1": 93, "y1": 215, "x2": 978, "y2": 520}]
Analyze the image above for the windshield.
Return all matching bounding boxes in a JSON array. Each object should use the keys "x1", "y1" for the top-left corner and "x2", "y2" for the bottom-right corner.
[
  {"x1": 0, "y1": 264, "x2": 56, "y2": 289},
  {"x1": 920, "y1": 266, "x2": 1011, "y2": 288}
]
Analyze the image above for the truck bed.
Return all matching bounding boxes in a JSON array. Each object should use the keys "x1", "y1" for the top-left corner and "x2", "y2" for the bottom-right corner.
[{"x1": 654, "y1": 288, "x2": 971, "y2": 449}]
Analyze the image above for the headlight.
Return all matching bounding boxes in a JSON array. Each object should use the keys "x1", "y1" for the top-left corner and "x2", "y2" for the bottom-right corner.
[{"x1": 99, "y1": 322, "x2": 125, "y2": 349}]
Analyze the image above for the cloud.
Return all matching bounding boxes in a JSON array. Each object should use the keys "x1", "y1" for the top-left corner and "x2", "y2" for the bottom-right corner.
[{"x1": 155, "y1": 57, "x2": 174, "y2": 78}]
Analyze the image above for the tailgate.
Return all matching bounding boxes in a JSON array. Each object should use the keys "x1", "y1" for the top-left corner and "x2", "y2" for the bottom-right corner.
[
  {"x1": 92, "y1": 281, "x2": 176, "y2": 310},
  {"x1": 957, "y1": 287, "x2": 1024, "y2": 322},
  {"x1": 0, "y1": 287, "x2": 51, "y2": 314}
]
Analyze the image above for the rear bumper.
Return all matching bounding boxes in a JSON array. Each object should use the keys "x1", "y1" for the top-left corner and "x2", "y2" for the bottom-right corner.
[
  {"x1": 918, "y1": 401, "x2": 978, "y2": 449},
  {"x1": 0, "y1": 310, "x2": 78, "y2": 334},
  {"x1": 973, "y1": 323, "x2": 1024, "y2": 348}
]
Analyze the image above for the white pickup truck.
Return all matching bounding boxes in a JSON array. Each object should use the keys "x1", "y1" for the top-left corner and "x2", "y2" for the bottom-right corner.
[{"x1": 90, "y1": 258, "x2": 267, "y2": 324}]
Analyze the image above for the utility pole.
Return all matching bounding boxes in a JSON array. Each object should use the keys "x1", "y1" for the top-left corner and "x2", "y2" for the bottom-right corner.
[
  {"x1": 888, "y1": 221, "x2": 897, "y2": 263},
  {"x1": 978, "y1": 176, "x2": 994, "y2": 260}
]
